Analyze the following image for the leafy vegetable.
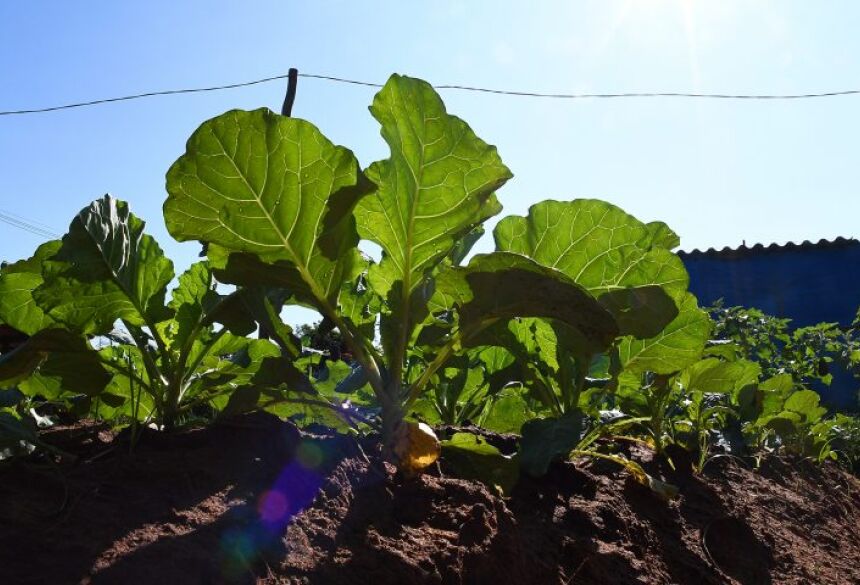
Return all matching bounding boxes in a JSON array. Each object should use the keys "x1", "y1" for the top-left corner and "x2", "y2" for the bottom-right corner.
[
  {"x1": 164, "y1": 74, "x2": 623, "y2": 470},
  {"x1": 4, "y1": 70, "x2": 853, "y2": 492},
  {"x1": 0, "y1": 196, "x2": 300, "y2": 432}
]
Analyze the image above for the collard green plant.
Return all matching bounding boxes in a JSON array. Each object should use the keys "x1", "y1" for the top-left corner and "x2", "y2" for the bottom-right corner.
[
  {"x1": 609, "y1": 346, "x2": 857, "y2": 470},
  {"x1": 163, "y1": 74, "x2": 631, "y2": 471},
  {"x1": 608, "y1": 357, "x2": 759, "y2": 469},
  {"x1": 743, "y1": 381, "x2": 834, "y2": 459},
  {"x1": 2, "y1": 70, "x2": 856, "y2": 490},
  {"x1": 475, "y1": 199, "x2": 711, "y2": 475},
  {"x1": 2, "y1": 71, "x2": 853, "y2": 490},
  {"x1": 0, "y1": 196, "x2": 298, "y2": 432}
]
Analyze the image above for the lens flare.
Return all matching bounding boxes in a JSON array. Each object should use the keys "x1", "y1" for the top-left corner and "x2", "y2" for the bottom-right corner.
[
  {"x1": 216, "y1": 438, "x2": 331, "y2": 579},
  {"x1": 258, "y1": 489, "x2": 290, "y2": 524}
]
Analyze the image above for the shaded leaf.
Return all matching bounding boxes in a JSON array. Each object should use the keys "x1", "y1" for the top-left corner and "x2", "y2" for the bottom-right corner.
[
  {"x1": 519, "y1": 413, "x2": 583, "y2": 476},
  {"x1": 0, "y1": 412, "x2": 38, "y2": 450},
  {"x1": 482, "y1": 388, "x2": 534, "y2": 434},
  {"x1": 0, "y1": 329, "x2": 109, "y2": 395},
  {"x1": 441, "y1": 432, "x2": 519, "y2": 495},
  {"x1": 597, "y1": 285, "x2": 678, "y2": 339},
  {"x1": 432, "y1": 252, "x2": 619, "y2": 352}
]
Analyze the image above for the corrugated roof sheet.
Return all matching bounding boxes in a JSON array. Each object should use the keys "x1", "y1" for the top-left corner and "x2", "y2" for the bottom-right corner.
[{"x1": 678, "y1": 236, "x2": 858, "y2": 259}]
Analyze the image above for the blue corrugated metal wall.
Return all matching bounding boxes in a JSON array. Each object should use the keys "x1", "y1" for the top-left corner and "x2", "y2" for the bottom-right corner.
[{"x1": 680, "y1": 238, "x2": 860, "y2": 409}]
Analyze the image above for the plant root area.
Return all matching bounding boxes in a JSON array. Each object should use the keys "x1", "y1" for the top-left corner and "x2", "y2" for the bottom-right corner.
[{"x1": 1, "y1": 413, "x2": 858, "y2": 585}]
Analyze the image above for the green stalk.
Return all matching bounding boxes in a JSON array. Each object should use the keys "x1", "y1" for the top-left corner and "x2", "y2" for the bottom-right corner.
[
  {"x1": 128, "y1": 354, "x2": 142, "y2": 452},
  {"x1": 97, "y1": 356, "x2": 153, "y2": 397},
  {"x1": 536, "y1": 375, "x2": 564, "y2": 416},
  {"x1": 123, "y1": 322, "x2": 166, "y2": 418},
  {"x1": 560, "y1": 353, "x2": 590, "y2": 414},
  {"x1": 647, "y1": 375, "x2": 671, "y2": 454},
  {"x1": 405, "y1": 317, "x2": 500, "y2": 410},
  {"x1": 175, "y1": 328, "x2": 227, "y2": 406}
]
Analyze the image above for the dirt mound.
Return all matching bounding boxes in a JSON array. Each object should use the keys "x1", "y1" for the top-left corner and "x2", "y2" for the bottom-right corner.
[
  {"x1": 283, "y1": 457, "x2": 531, "y2": 584},
  {"x1": 1, "y1": 414, "x2": 858, "y2": 584}
]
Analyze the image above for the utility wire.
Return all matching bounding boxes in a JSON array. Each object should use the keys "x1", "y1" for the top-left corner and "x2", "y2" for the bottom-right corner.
[
  {"x1": 302, "y1": 73, "x2": 860, "y2": 99},
  {"x1": 0, "y1": 209, "x2": 59, "y2": 232},
  {"x1": 0, "y1": 210, "x2": 60, "y2": 239},
  {"x1": 0, "y1": 73, "x2": 294, "y2": 116},
  {"x1": 0, "y1": 215, "x2": 58, "y2": 239},
  {"x1": 2, "y1": 71, "x2": 860, "y2": 117}
]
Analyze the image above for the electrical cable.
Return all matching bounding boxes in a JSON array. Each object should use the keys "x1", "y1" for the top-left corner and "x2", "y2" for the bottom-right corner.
[{"x1": 2, "y1": 71, "x2": 859, "y2": 117}]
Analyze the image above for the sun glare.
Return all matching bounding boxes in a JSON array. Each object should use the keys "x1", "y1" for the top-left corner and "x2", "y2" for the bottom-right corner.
[{"x1": 604, "y1": 0, "x2": 705, "y2": 87}]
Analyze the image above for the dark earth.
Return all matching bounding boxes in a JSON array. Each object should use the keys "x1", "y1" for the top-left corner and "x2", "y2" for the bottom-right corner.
[{"x1": 1, "y1": 412, "x2": 858, "y2": 584}]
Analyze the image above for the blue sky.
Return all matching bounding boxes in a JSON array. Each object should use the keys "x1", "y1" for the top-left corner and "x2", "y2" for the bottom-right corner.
[{"x1": 2, "y1": 1, "x2": 859, "y2": 325}]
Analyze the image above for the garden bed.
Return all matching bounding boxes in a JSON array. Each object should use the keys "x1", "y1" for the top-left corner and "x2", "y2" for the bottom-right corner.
[{"x1": 1, "y1": 412, "x2": 858, "y2": 584}]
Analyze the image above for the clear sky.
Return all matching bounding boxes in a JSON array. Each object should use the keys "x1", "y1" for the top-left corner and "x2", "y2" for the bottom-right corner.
[{"x1": 2, "y1": 1, "x2": 859, "y2": 323}]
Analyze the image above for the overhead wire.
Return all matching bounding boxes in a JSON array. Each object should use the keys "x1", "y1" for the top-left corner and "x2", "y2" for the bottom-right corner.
[
  {"x1": 0, "y1": 210, "x2": 60, "y2": 239},
  {"x1": 1, "y1": 71, "x2": 859, "y2": 117},
  {"x1": 0, "y1": 73, "x2": 293, "y2": 116},
  {"x1": 0, "y1": 209, "x2": 59, "y2": 232}
]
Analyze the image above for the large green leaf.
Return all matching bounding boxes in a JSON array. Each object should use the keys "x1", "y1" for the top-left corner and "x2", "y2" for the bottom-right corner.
[
  {"x1": 34, "y1": 196, "x2": 174, "y2": 334},
  {"x1": 494, "y1": 199, "x2": 689, "y2": 300},
  {"x1": 0, "y1": 241, "x2": 61, "y2": 335},
  {"x1": 431, "y1": 252, "x2": 619, "y2": 350},
  {"x1": 164, "y1": 108, "x2": 370, "y2": 312},
  {"x1": 617, "y1": 293, "x2": 711, "y2": 374},
  {"x1": 355, "y1": 75, "x2": 512, "y2": 355},
  {"x1": 494, "y1": 199, "x2": 687, "y2": 337}
]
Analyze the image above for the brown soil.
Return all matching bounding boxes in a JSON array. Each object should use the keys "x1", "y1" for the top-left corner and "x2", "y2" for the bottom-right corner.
[{"x1": 1, "y1": 413, "x2": 858, "y2": 585}]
